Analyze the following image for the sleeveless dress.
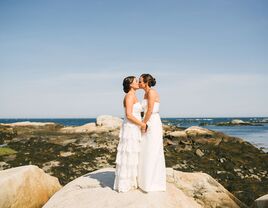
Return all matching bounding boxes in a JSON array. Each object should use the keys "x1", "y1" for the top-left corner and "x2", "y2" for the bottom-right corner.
[
  {"x1": 113, "y1": 102, "x2": 143, "y2": 192},
  {"x1": 138, "y1": 99, "x2": 166, "y2": 192}
]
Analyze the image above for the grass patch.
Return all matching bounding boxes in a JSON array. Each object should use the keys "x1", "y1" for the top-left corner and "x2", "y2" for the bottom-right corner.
[{"x1": 0, "y1": 147, "x2": 17, "y2": 156}]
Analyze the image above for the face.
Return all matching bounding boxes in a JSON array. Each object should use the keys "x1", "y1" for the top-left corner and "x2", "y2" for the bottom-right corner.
[
  {"x1": 139, "y1": 76, "x2": 146, "y2": 89},
  {"x1": 130, "y1": 78, "x2": 139, "y2": 90}
]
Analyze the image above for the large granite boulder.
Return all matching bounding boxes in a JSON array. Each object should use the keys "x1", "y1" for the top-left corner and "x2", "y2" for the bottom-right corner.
[
  {"x1": 96, "y1": 115, "x2": 123, "y2": 129},
  {"x1": 0, "y1": 165, "x2": 62, "y2": 208},
  {"x1": 60, "y1": 115, "x2": 123, "y2": 133},
  {"x1": 60, "y1": 122, "x2": 101, "y2": 133},
  {"x1": 43, "y1": 168, "x2": 246, "y2": 208},
  {"x1": 167, "y1": 130, "x2": 187, "y2": 138},
  {"x1": 185, "y1": 126, "x2": 214, "y2": 137}
]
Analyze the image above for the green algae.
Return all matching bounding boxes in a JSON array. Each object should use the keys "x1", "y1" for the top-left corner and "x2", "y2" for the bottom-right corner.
[{"x1": 0, "y1": 147, "x2": 17, "y2": 156}]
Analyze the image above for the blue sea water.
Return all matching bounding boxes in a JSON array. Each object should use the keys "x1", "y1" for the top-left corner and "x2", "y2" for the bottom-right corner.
[
  {"x1": 162, "y1": 117, "x2": 268, "y2": 152},
  {"x1": 0, "y1": 117, "x2": 267, "y2": 152},
  {"x1": 0, "y1": 118, "x2": 96, "y2": 126}
]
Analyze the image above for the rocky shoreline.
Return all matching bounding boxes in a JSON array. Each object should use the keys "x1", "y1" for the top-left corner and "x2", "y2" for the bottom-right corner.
[
  {"x1": 0, "y1": 115, "x2": 267, "y2": 207},
  {"x1": 215, "y1": 119, "x2": 264, "y2": 126}
]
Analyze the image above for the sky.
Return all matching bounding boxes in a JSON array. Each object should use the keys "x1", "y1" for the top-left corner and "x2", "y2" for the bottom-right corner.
[{"x1": 0, "y1": 0, "x2": 267, "y2": 118}]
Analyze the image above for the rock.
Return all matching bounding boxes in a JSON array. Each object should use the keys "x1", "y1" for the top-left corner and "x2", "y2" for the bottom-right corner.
[
  {"x1": 60, "y1": 115, "x2": 123, "y2": 133},
  {"x1": 217, "y1": 170, "x2": 228, "y2": 174},
  {"x1": 180, "y1": 139, "x2": 192, "y2": 145},
  {"x1": 60, "y1": 122, "x2": 115, "y2": 133},
  {"x1": 216, "y1": 119, "x2": 262, "y2": 126},
  {"x1": 231, "y1": 119, "x2": 246, "y2": 124},
  {"x1": 43, "y1": 168, "x2": 245, "y2": 208},
  {"x1": 193, "y1": 137, "x2": 222, "y2": 146},
  {"x1": 166, "y1": 139, "x2": 176, "y2": 145},
  {"x1": 0, "y1": 126, "x2": 17, "y2": 142},
  {"x1": 234, "y1": 168, "x2": 242, "y2": 172},
  {"x1": 168, "y1": 130, "x2": 187, "y2": 138},
  {"x1": 256, "y1": 118, "x2": 268, "y2": 123},
  {"x1": 96, "y1": 115, "x2": 123, "y2": 129},
  {"x1": 42, "y1": 160, "x2": 61, "y2": 174},
  {"x1": 0, "y1": 121, "x2": 56, "y2": 127},
  {"x1": 237, "y1": 172, "x2": 245, "y2": 179},
  {"x1": 195, "y1": 148, "x2": 205, "y2": 157},
  {"x1": 185, "y1": 126, "x2": 214, "y2": 137},
  {"x1": 219, "y1": 158, "x2": 227, "y2": 163},
  {"x1": 260, "y1": 170, "x2": 267, "y2": 176},
  {"x1": 162, "y1": 124, "x2": 185, "y2": 132},
  {"x1": 166, "y1": 168, "x2": 246, "y2": 208},
  {"x1": 247, "y1": 174, "x2": 261, "y2": 182},
  {"x1": 0, "y1": 161, "x2": 9, "y2": 170},
  {"x1": 252, "y1": 194, "x2": 268, "y2": 208},
  {"x1": 0, "y1": 165, "x2": 62, "y2": 208},
  {"x1": 249, "y1": 168, "x2": 254, "y2": 174},
  {"x1": 172, "y1": 163, "x2": 185, "y2": 169},
  {"x1": 163, "y1": 124, "x2": 173, "y2": 131},
  {"x1": 183, "y1": 145, "x2": 193, "y2": 151},
  {"x1": 1, "y1": 121, "x2": 266, "y2": 206},
  {"x1": 60, "y1": 122, "x2": 97, "y2": 133},
  {"x1": 60, "y1": 151, "x2": 75, "y2": 157}
]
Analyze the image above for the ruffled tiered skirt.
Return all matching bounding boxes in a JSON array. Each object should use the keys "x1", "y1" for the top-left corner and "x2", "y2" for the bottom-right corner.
[{"x1": 113, "y1": 121, "x2": 141, "y2": 192}]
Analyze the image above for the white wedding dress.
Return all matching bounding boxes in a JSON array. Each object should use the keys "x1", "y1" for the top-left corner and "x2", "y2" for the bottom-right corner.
[
  {"x1": 113, "y1": 102, "x2": 143, "y2": 192},
  {"x1": 138, "y1": 99, "x2": 166, "y2": 192}
]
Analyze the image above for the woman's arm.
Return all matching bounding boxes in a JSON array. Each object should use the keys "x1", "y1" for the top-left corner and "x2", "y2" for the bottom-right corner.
[
  {"x1": 125, "y1": 95, "x2": 146, "y2": 128},
  {"x1": 143, "y1": 90, "x2": 156, "y2": 124}
]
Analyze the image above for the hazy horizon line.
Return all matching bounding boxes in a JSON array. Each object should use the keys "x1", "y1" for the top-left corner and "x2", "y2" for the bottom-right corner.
[{"x1": 0, "y1": 116, "x2": 267, "y2": 119}]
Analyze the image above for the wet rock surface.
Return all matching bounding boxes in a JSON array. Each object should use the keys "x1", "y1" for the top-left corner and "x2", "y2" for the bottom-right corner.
[{"x1": 0, "y1": 121, "x2": 267, "y2": 206}]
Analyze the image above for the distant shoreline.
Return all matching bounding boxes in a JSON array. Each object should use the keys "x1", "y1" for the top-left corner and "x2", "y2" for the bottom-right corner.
[{"x1": 0, "y1": 116, "x2": 268, "y2": 119}]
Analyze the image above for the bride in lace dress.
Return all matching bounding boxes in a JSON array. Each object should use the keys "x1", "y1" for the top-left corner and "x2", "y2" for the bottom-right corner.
[
  {"x1": 113, "y1": 76, "x2": 147, "y2": 192},
  {"x1": 138, "y1": 74, "x2": 166, "y2": 192}
]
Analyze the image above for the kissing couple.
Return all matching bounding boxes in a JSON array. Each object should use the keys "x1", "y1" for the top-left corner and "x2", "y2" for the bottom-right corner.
[{"x1": 113, "y1": 73, "x2": 166, "y2": 193}]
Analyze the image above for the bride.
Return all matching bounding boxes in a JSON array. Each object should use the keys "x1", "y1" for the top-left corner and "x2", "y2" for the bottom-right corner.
[
  {"x1": 113, "y1": 76, "x2": 146, "y2": 192},
  {"x1": 138, "y1": 73, "x2": 166, "y2": 192}
]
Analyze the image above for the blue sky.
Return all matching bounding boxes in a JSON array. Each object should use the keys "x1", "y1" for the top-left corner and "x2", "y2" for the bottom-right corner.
[{"x1": 0, "y1": 0, "x2": 267, "y2": 118}]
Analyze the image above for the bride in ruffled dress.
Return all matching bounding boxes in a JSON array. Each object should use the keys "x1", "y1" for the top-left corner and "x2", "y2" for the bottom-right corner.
[{"x1": 113, "y1": 76, "x2": 147, "y2": 192}]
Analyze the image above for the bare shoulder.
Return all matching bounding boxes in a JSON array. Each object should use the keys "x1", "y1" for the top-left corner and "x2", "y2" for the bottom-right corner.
[
  {"x1": 148, "y1": 88, "x2": 160, "y2": 98},
  {"x1": 125, "y1": 92, "x2": 135, "y2": 102},
  {"x1": 148, "y1": 88, "x2": 157, "y2": 95},
  {"x1": 148, "y1": 88, "x2": 160, "y2": 101},
  {"x1": 124, "y1": 93, "x2": 134, "y2": 106}
]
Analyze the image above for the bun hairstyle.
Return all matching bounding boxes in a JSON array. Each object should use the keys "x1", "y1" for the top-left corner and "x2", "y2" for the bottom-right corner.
[
  {"x1": 141, "y1": 73, "x2": 156, "y2": 87},
  {"x1": 123, "y1": 76, "x2": 136, "y2": 93}
]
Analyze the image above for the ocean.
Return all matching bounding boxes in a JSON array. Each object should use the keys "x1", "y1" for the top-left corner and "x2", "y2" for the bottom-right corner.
[{"x1": 0, "y1": 117, "x2": 267, "y2": 152}]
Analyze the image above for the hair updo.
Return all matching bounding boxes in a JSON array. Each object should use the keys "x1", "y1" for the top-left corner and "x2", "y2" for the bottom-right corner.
[
  {"x1": 141, "y1": 74, "x2": 156, "y2": 87},
  {"x1": 123, "y1": 76, "x2": 135, "y2": 93}
]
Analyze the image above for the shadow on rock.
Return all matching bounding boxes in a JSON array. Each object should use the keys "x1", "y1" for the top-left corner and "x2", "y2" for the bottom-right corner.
[{"x1": 83, "y1": 170, "x2": 115, "y2": 189}]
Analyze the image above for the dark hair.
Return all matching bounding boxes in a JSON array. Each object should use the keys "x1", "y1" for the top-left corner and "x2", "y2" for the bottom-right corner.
[
  {"x1": 140, "y1": 73, "x2": 156, "y2": 87},
  {"x1": 123, "y1": 76, "x2": 135, "y2": 93}
]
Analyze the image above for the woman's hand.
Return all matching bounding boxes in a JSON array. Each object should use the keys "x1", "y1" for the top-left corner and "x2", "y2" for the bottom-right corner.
[{"x1": 141, "y1": 122, "x2": 147, "y2": 133}]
